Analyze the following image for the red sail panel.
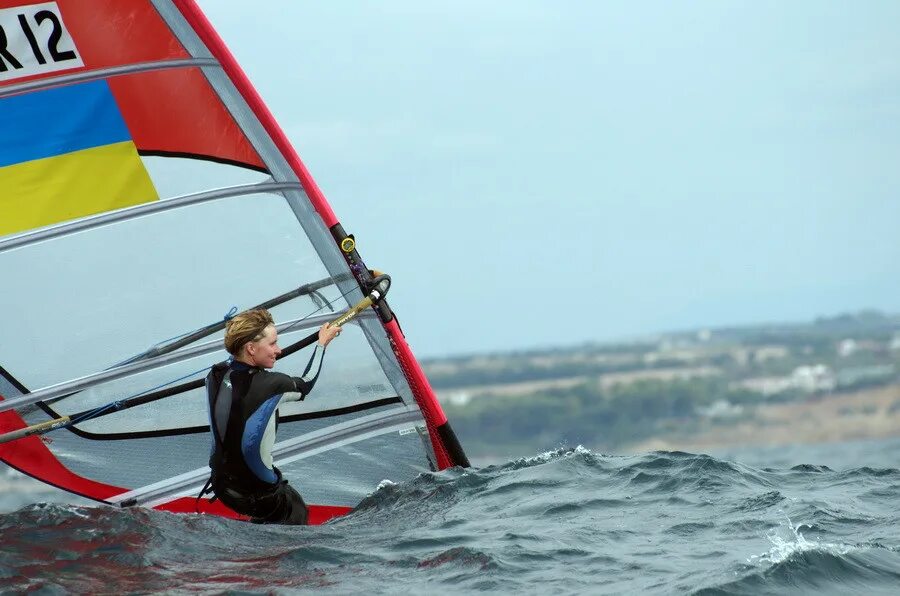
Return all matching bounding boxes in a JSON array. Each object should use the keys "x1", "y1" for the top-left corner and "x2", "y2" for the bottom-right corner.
[
  {"x1": 0, "y1": 395, "x2": 124, "y2": 502},
  {"x1": 108, "y1": 69, "x2": 265, "y2": 169}
]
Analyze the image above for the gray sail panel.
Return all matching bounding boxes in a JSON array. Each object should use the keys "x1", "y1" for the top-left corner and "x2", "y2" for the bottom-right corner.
[
  {"x1": 150, "y1": 0, "x2": 354, "y2": 295},
  {"x1": 151, "y1": 0, "x2": 419, "y2": 410}
]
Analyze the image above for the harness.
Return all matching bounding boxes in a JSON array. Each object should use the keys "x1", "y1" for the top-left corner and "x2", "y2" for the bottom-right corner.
[{"x1": 196, "y1": 362, "x2": 230, "y2": 509}]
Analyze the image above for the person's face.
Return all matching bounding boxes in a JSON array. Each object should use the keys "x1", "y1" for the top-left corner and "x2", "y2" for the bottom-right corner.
[{"x1": 246, "y1": 325, "x2": 281, "y2": 368}]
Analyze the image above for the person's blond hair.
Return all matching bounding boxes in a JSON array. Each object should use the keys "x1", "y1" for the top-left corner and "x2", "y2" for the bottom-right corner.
[{"x1": 224, "y1": 308, "x2": 275, "y2": 356}]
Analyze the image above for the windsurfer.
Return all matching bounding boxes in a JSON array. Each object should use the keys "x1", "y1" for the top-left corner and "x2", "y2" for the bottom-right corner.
[{"x1": 203, "y1": 308, "x2": 341, "y2": 524}]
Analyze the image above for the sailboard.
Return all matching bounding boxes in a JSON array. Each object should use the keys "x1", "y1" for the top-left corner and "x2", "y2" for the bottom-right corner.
[{"x1": 0, "y1": 0, "x2": 468, "y2": 525}]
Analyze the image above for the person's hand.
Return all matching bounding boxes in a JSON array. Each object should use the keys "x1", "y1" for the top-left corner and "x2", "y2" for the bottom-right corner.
[{"x1": 317, "y1": 322, "x2": 342, "y2": 347}]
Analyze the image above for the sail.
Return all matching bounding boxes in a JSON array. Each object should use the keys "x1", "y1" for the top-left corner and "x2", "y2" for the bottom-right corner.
[{"x1": 0, "y1": 0, "x2": 467, "y2": 524}]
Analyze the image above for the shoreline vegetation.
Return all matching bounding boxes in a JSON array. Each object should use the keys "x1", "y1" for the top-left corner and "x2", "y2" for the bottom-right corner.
[{"x1": 425, "y1": 310, "x2": 900, "y2": 461}]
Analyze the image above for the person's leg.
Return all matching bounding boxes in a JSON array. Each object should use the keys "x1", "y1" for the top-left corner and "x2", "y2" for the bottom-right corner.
[
  {"x1": 279, "y1": 483, "x2": 308, "y2": 525},
  {"x1": 212, "y1": 480, "x2": 257, "y2": 518},
  {"x1": 251, "y1": 481, "x2": 308, "y2": 525}
]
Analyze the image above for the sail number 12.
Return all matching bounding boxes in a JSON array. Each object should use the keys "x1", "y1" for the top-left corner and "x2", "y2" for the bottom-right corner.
[{"x1": 0, "y1": 2, "x2": 83, "y2": 82}]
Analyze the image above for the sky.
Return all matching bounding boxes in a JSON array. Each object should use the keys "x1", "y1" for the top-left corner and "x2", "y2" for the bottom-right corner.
[{"x1": 196, "y1": 1, "x2": 900, "y2": 358}]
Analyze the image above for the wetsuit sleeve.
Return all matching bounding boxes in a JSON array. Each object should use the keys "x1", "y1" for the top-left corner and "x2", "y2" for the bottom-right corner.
[{"x1": 288, "y1": 344, "x2": 326, "y2": 400}]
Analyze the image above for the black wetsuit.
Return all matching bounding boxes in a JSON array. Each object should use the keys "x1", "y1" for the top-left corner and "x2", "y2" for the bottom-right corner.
[{"x1": 204, "y1": 345, "x2": 325, "y2": 524}]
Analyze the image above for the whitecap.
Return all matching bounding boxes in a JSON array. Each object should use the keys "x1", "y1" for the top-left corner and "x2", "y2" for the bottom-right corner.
[{"x1": 747, "y1": 513, "x2": 854, "y2": 565}]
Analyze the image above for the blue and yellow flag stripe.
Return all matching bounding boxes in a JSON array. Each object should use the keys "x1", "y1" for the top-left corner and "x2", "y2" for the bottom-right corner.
[{"x1": 0, "y1": 80, "x2": 157, "y2": 236}]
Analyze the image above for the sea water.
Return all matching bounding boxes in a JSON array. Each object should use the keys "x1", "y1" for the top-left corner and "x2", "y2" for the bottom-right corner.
[{"x1": 2, "y1": 437, "x2": 899, "y2": 594}]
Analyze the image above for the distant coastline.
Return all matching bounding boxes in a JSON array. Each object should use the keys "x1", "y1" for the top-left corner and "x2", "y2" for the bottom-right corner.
[
  {"x1": 624, "y1": 382, "x2": 900, "y2": 453},
  {"x1": 427, "y1": 310, "x2": 900, "y2": 460}
]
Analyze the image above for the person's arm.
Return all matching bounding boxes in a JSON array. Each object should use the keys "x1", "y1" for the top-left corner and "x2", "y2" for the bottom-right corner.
[
  {"x1": 291, "y1": 344, "x2": 325, "y2": 396},
  {"x1": 288, "y1": 323, "x2": 341, "y2": 398}
]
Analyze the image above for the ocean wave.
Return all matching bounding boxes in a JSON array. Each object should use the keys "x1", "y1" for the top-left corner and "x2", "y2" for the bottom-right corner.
[{"x1": 2, "y1": 444, "x2": 900, "y2": 594}]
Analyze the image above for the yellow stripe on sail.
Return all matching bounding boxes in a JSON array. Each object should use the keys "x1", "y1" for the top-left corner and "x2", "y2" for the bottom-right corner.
[{"x1": 0, "y1": 141, "x2": 158, "y2": 236}]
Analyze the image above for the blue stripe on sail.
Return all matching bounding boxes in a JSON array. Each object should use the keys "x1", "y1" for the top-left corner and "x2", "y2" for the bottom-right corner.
[{"x1": 0, "y1": 80, "x2": 131, "y2": 168}]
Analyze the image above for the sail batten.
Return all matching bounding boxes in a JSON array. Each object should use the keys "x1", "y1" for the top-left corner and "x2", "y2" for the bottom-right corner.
[
  {"x1": 0, "y1": 58, "x2": 218, "y2": 99},
  {"x1": 0, "y1": 181, "x2": 303, "y2": 253}
]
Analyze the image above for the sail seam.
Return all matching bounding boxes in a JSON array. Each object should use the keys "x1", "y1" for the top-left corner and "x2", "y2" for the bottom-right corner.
[{"x1": 137, "y1": 149, "x2": 268, "y2": 173}]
